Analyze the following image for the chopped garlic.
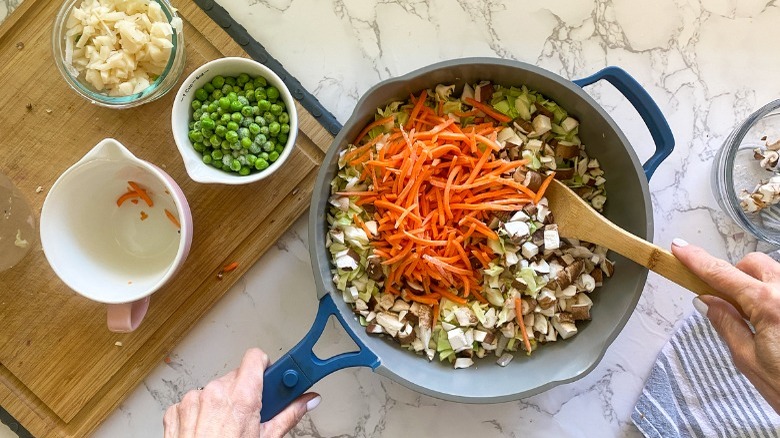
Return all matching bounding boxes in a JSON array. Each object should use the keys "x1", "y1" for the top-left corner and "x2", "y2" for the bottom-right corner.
[{"x1": 65, "y1": 0, "x2": 175, "y2": 96}]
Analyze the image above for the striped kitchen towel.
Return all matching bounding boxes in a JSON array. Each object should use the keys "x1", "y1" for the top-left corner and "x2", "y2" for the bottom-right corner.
[{"x1": 632, "y1": 313, "x2": 780, "y2": 437}]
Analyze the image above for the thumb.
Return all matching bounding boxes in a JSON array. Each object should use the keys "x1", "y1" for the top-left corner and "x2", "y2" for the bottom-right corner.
[
  {"x1": 261, "y1": 393, "x2": 320, "y2": 438},
  {"x1": 697, "y1": 295, "x2": 756, "y2": 370}
]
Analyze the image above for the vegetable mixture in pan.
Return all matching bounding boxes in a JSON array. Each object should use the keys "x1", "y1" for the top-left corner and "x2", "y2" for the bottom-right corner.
[{"x1": 327, "y1": 81, "x2": 613, "y2": 369}]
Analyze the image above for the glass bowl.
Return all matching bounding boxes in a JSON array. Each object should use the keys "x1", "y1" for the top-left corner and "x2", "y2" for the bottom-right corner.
[
  {"x1": 51, "y1": 0, "x2": 186, "y2": 109},
  {"x1": 712, "y1": 99, "x2": 780, "y2": 245}
]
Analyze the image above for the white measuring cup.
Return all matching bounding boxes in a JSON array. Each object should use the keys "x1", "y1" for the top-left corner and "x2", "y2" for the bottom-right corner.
[{"x1": 40, "y1": 138, "x2": 193, "y2": 332}]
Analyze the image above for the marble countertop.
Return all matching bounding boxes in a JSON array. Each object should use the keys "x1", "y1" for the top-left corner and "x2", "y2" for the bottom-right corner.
[{"x1": 3, "y1": 0, "x2": 780, "y2": 436}]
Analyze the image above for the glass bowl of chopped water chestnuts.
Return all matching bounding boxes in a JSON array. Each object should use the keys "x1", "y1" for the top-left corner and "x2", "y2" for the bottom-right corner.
[
  {"x1": 713, "y1": 99, "x2": 780, "y2": 245},
  {"x1": 170, "y1": 57, "x2": 298, "y2": 184},
  {"x1": 52, "y1": 0, "x2": 185, "y2": 109}
]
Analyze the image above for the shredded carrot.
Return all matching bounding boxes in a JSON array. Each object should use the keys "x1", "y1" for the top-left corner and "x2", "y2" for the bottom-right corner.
[
  {"x1": 338, "y1": 90, "x2": 543, "y2": 309},
  {"x1": 164, "y1": 209, "x2": 181, "y2": 229},
  {"x1": 514, "y1": 298, "x2": 533, "y2": 354},
  {"x1": 464, "y1": 97, "x2": 512, "y2": 123},
  {"x1": 116, "y1": 191, "x2": 140, "y2": 207},
  {"x1": 128, "y1": 181, "x2": 153, "y2": 207},
  {"x1": 222, "y1": 262, "x2": 239, "y2": 273},
  {"x1": 534, "y1": 172, "x2": 556, "y2": 204}
]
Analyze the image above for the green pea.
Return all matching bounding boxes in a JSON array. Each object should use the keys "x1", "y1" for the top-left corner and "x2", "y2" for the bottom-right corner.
[
  {"x1": 203, "y1": 83, "x2": 215, "y2": 93},
  {"x1": 221, "y1": 140, "x2": 230, "y2": 149},
  {"x1": 264, "y1": 112, "x2": 276, "y2": 124},
  {"x1": 266, "y1": 86, "x2": 280, "y2": 102},
  {"x1": 239, "y1": 166, "x2": 251, "y2": 176},
  {"x1": 220, "y1": 114, "x2": 231, "y2": 125},
  {"x1": 222, "y1": 84, "x2": 233, "y2": 94},
  {"x1": 259, "y1": 126, "x2": 270, "y2": 136},
  {"x1": 277, "y1": 133, "x2": 288, "y2": 144},
  {"x1": 254, "y1": 116, "x2": 267, "y2": 127},
  {"x1": 237, "y1": 96, "x2": 249, "y2": 106},
  {"x1": 268, "y1": 122, "x2": 280, "y2": 136},
  {"x1": 188, "y1": 130, "x2": 203, "y2": 143},
  {"x1": 193, "y1": 141, "x2": 206, "y2": 152},
  {"x1": 241, "y1": 106, "x2": 254, "y2": 118},
  {"x1": 257, "y1": 100, "x2": 271, "y2": 113},
  {"x1": 201, "y1": 118, "x2": 215, "y2": 131},
  {"x1": 255, "y1": 90, "x2": 267, "y2": 102},
  {"x1": 218, "y1": 97, "x2": 230, "y2": 110},
  {"x1": 268, "y1": 151, "x2": 280, "y2": 162},
  {"x1": 227, "y1": 121, "x2": 239, "y2": 132},
  {"x1": 237, "y1": 73, "x2": 250, "y2": 86},
  {"x1": 230, "y1": 159, "x2": 241, "y2": 172},
  {"x1": 244, "y1": 82, "x2": 255, "y2": 92},
  {"x1": 194, "y1": 88, "x2": 208, "y2": 101},
  {"x1": 211, "y1": 90, "x2": 223, "y2": 100},
  {"x1": 193, "y1": 109, "x2": 203, "y2": 120},
  {"x1": 211, "y1": 75, "x2": 225, "y2": 88},
  {"x1": 215, "y1": 125, "x2": 227, "y2": 137},
  {"x1": 212, "y1": 161, "x2": 223, "y2": 170},
  {"x1": 207, "y1": 102, "x2": 218, "y2": 113},
  {"x1": 246, "y1": 90, "x2": 256, "y2": 102},
  {"x1": 202, "y1": 154, "x2": 213, "y2": 164},
  {"x1": 201, "y1": 129, "x2": 214, "y2": 139},
  {"x1": 280, "y1": 123, "x2": 290, "y2": 134},
  {"x1": 254, "y1": 76, "x2": 267, "y2": 88},
  {"x1": 254, "y1": 134, "x2": 267, "y2": 145},
  {"x1": 278, "y1": 113, "x2": 289, "y2": 124},
  {"x1": 238, "y1": 127, "x2": 250, "y2": 139},
  {"x1": 262, "y1": 141, "x2": 274, "y2": 152},
  {"x1": 192, "y1": 120, "x2": 202, "y2": 131},
  {"x1": 249, "y1": 123, "x2": 261, "y2": 135},
  {"x1": 241, "y1": 137, "x2": 252, "y2": 149},
  {"x1": 225, "y1": 76, "x2": 237, "y2": 86},
  {"x1": 231, "y1": 113, "x2": 244, "y2": 123},
  {"x1": 248, "y1": 143, "x2": 262, "y2": 154},
  {"x1": 246, "y1": 154, "x2": 257, "y2": 165},
  {"x1": 275, "y1": 144, "x2": 285, "y2": 154},
  {"x1": 209, "y1": 134, "x2": 220, "y2": 147},
  {"x1": 225, "y1": 130, "x2": 238, "y2": 143},
  {"x1": 191, "y1": 100, "x2": 202, "y2": 111},
  {"x1": 230, "y1": 100, "x2": 243, "y2": 112},
  {"x1": 270, "y1": 104, "x2": 283, "y2": 116},
  {"x1": 255, "y1": 158, "x2": 269, "y2": 171},
  {"x1": 260, "y1": 152, "x2": 269, "y2": 160},
  {"x1": 212, "y1": 149, "x2": 224, "y2": 160}
]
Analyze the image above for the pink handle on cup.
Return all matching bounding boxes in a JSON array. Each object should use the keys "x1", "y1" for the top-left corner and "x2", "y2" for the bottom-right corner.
[{"x1": 107, "y1": 297, "x2": 150, "y2": 332}]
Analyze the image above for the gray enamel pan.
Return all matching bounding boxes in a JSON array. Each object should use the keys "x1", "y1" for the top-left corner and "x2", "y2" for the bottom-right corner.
[{"x1": 260, "y1": 58, "x2": 674, "y2": 420}]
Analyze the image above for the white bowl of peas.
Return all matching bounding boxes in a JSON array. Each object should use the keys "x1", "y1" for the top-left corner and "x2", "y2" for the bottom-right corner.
[{"x1": 171, "y1": 57, "x2": 298, "y2": 184}]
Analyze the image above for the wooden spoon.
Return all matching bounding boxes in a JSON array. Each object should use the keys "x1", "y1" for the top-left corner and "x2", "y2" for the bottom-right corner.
[{"x1": 545, "y1": 179, "x2": 734, "y2": 307}]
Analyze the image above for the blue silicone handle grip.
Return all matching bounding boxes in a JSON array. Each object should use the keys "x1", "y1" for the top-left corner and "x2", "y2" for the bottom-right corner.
[
  {"x1": 573, "y1": 66, "x2": 674, "y2": 180},
  {"x1": 260, "y1": 294, "x2": 380, "y2": 422}
]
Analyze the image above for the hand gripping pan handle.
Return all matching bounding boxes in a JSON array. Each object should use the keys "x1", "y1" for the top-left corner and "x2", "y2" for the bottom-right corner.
[
  {"x1": 573, "y1": 66, "x2": 674, "y2": 180},
  {"x1": 260, "y1": 294, "x2": 380, "y2": 422}
]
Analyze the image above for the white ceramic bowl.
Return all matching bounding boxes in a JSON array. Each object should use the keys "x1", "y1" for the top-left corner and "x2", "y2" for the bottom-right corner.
[{"x1": 171, "y1": 57, "x2": 298, "y2": 185}]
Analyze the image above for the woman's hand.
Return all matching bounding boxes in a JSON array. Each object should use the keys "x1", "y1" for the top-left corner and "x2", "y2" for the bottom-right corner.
[
  {"x1": 672, "y1": 238, "x2": 780, "y2": 413},
  {"x1": 163, "y1": 348, "x2": 321, "y2": 437}
]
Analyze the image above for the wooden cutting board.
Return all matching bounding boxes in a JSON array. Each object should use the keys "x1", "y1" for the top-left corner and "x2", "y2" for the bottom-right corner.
[{"x1": 0, "y1": 1, "x2": 333, "y2": 436}]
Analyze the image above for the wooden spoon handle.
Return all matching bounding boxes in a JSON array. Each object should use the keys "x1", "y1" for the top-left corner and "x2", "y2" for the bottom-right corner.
[{"x1": 598, "y1": 226, "x2": 743, "y2": 312}]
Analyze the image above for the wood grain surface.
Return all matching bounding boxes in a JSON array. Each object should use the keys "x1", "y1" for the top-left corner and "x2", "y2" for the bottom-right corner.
[{"x1": 0, "y1": 1, "x2": 332, "y2": 436}]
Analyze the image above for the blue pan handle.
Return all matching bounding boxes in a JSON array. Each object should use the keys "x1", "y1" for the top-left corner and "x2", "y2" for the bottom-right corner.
[
  {"x1": 573, "y1": 66, "x2": 674, "y2": 180},
  {"x1": 260, "y1": 294, "x2": 380, "y2": 422}
]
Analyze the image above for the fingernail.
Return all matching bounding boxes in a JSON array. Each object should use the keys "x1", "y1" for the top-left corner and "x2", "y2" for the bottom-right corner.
[
  {"x1": 306, "y1": 395, "x2": 321, "y2": 412},
  {"x1": 693, "y1": 297, "x2": 708, "y2": 318},
  {"x1": 672, "y1": 238, "x2": 689, "y2": 247}
]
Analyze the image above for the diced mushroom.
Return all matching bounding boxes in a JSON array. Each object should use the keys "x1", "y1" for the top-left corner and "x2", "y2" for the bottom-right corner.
[
  {"x1": 543, "y1": 224, "x2": 560, "y2": 250},
  {"x1": 600, "y1": 259, "x2": 615, "y2": 277},
  {"x1": 483, "y1": 307, "x2": 498, "y2": 329},
  {"x1": 551, "y1": 314, "x2": 578, "y2": 339},
  {"x1": 378, "y1": 294, "x2": 395, "y2": 311},
  {"x1": 590, "y1": 268, "x2": 604, "y2": 286},
  {"x1": 537, "y1": 289, "x2": 557, "y2": 309},
  {"x1": 366, "y1": 256, "x2": 383, "y2": 280},
  {"x1": 520, "y1": 297, "x2": 537, "y2": 315},
  {"x1": 397, "y1": 323, "x2": 416, "y2": 344},
  {"x1": 447, "y1": 328, "x2": 470, "y2": 352},
  {"x1": 533, "y1": 313, "x2": 548, "y2": 334},
  {"x1": 530, "y1": 259, "x2": 550, "y2": 274},
  {"x1": 454, "y1": 307, "x2": 478, "y2": 327},
  {"x1": 577, "y1": 273, "x2": 596, "y2": 292},
  {"x1": 355, "y1": 299, "x2": 369, "y2": 312},
  {"x1": 521, "y1": 241, "x2": 539, "y2": 259},
  {"x1": 561, "y1": 117, "x2": 579, "y2": 132},
  {"x1": 366, "y1": 324, "x2": 385, "y2": 335},
  {"x1": 334, "y1": 249, "x2": 359, "y2": 270},
  {"x1": 454, "y1": 357, "x2": 475, "y2": 369},
  {"x1": 570, "y1": 304, "x2": 591, "y2": 321},
  {"x1": 390, "y1": 299, "x2": 411, "y2": 313},
  {"x1": 532, "y1": 114, "x2": 552, "y2": 136},
  {"x1": 554, "y1": 167, "x2": 576, "y2": 180},
  {"x1": 375, "y1": 312, "x2": 405, "y2": 337},
  {"x1": 364, "y1": 220, "x2": 379, "y2": 237},
  {"x1": 496, "y1": 353, "x2": 514, "y2": 367},
  {"x1": 504, "y1": 220, "x2": 531, "y2": 242}
]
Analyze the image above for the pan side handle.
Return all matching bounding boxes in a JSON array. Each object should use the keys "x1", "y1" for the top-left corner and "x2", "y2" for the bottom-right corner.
[
  {"x1": 260, "y1": 294, "x2": 380, "y2": 422},
  {"x1": 573, "y1": 66, "x2": 675, "y2": 180}
]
